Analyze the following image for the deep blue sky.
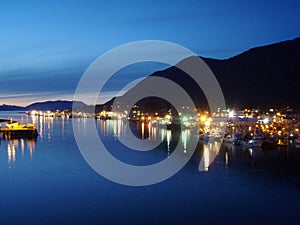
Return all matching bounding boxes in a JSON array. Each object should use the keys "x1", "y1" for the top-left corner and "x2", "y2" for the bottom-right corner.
[{"x1": 0, "y1": 0, "x2": 299, "y2": 106}]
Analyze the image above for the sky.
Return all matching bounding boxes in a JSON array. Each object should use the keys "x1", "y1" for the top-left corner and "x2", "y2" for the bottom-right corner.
[{"x1": 0, "y1": 0, "x2": 299, "y2": 106}]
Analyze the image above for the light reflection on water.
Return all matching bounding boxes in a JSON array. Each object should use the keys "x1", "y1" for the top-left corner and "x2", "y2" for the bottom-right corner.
[
  {"x1": 0, "y1": 114, "x2": 223, "y2": 171},
  {"x1": 0, "y1": 112, "x2": 300, "y2": 224},
  {"x1": 1, "y1": 114, "x2": 299, "y2": 176},
  {"x1": 5, "y1": 139, "x2": 36, "y2": 165}
]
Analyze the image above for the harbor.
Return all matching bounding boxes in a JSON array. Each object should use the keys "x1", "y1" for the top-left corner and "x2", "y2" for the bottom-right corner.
[{"x1": 21, "y1": 105, "x2": 300, "y2": 149}]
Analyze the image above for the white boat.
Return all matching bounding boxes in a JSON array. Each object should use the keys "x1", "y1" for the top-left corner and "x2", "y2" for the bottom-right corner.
[
  {"x1": 240, "y1": 136, "x2": 263, "y2": 147},
  {"x1": 294, "y1": 138, "x2": 300, "y2": 145},
  {"x1": 294, "y1": 138, "x2": 300, "y2": 148},
  {"x1": 222, "y1": 133, "x2": 243, "y2": 144},
  {"x1": 231, "y1": 134, "x2": 243, "y2": 145}
]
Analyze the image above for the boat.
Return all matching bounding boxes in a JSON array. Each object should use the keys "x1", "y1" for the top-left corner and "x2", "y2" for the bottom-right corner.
[
  {"x1": 0, "y1": 121, "x2": 38, "y2": 139},
  {"x1": 294, "y1": 138, "x2": 300, "y2": 148},
  {"x1": 277, "y1": 138, "x2": 288, "y2": 147},
  {"x1": 261, "y1": 138, "x2": 277, "y2": 149},
  {"x1": 231, "y1": 133, "x2": 243, "y2": 145},
  {"x1": 241, "y1": 136, "x2": 264, "y2": 147},
  {"x1": 294, "y1": 138, "x2": 300, "y2": 145},
  {"x1": 222, "y1": 133, "x2": 243, "y2": 144}
]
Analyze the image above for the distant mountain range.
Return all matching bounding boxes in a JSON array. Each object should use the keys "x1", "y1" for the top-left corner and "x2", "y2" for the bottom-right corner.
[
  {"x1": 0, "y1": 100, "x2": 87, "y2": 111},
  {"x1": 1, "y1": 38, "x2": 299, "y2": 112},
  {"x1": 122, "y1": 37, "x2": 300, "y2": 110}
]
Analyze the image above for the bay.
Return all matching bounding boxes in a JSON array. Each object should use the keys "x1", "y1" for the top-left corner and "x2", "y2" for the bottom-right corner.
[{"x1": 0, "y1": 112, "x2": 300, "y2": 225}]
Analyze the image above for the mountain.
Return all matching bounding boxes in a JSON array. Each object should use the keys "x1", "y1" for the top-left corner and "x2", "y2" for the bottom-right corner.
[
  {"x1": 0, "y1": 104, "x2": 25, "y2": 111},
  {"x1": 204, "y1": 37, "x2": 300, "y2": 108},
  {"x1": 26, "y1": 100, "x2": 87, "y2": 111},
  {"x1": 2, "y1": 38, "x2": 299, "y2": 112},
  {"x1": 0, "y1": 100, "x2": 87, "y2": 111},
  {"x1": 121, "y1": 37, "x2": 300, "y2": 110}
]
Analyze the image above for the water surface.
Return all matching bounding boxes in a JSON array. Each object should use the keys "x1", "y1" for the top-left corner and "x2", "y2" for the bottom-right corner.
[{"x1": 0, "y1": 112, "x2": 299, "y2": 225}]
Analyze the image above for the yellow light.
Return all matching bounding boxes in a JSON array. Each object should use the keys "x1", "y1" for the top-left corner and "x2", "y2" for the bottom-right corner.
[
  {"x1": 165, "y1": 115, "x2": 171, "y2": 120},
  {"x1": 200, "y1": 116, "x2": 206, "y2": 122}
]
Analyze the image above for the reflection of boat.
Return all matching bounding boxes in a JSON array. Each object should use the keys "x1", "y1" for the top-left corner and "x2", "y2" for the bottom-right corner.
[
  {"x1": 166, "y1": 123, "x2": 181, "y2": 130},
  {"x1": 0, "y1": 121, "x2": 38, "y2": 139},
  {"x1": 261, "y1": 138, "x2": 277, "y2": 149}
]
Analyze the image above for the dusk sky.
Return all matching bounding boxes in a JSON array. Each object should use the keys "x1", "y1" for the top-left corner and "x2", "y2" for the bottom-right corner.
[{"x1": 0, "y1": 0, "x2": 299, "y2": 106}]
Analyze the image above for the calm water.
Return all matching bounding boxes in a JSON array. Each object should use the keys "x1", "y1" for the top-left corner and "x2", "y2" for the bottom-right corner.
[{"x1": 0, "y1": 112, "x2": 300, "y2": 225}]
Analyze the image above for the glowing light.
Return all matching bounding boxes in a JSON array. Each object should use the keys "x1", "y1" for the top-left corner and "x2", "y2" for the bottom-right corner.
[
  {"x1": 200, "y1": 116, "x2": 206, "y2": 122},
  {"x1": 204, "y1": 121, "x2": 210, "y2": 127},
  {"x1": 263, "y1": 118, "x2": 269, "y2": 124},
  {"x1": 31, "y1": 110, "x2": 38, "y2": 116},
  {"x1": 165, "y1": 115, "x2": 171, "y2": 120}
]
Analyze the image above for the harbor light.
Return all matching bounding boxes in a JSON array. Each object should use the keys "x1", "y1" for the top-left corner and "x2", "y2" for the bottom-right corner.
[
  {"x1": 200, "y1": 115, "x2": 207, "y2": 122},
  {"x1": 165, "y1": 115, "x2": 172, "y2": 120},
  {"x1": 263, "y1": 118, "x2": 269, "y2": 124},
  {"x1": 204, "y1": 121, "x2": 210, "y2": 127},
  {"x1": 31, "y1": 110, "x2": 38, "y2": 116}
]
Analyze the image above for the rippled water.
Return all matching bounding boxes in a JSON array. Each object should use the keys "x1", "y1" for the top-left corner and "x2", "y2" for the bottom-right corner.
[{"x1": 0, "y1": 112, "x2": 300, "y2": 225}]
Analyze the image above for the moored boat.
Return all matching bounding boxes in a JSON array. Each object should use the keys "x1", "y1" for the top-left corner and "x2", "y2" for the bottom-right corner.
[
  {"x1": 294, "y1": 138, "x2": 300, "y2": 145},
  {"x1": 294, "y1": 138, "x2": 300, "y2": 148},
  {"x1": 0, "y1": 121, "x2": 38, "y2": 139},
  {"x1": 241, "y1": 136, "x2": 264, "y2": 147}
]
